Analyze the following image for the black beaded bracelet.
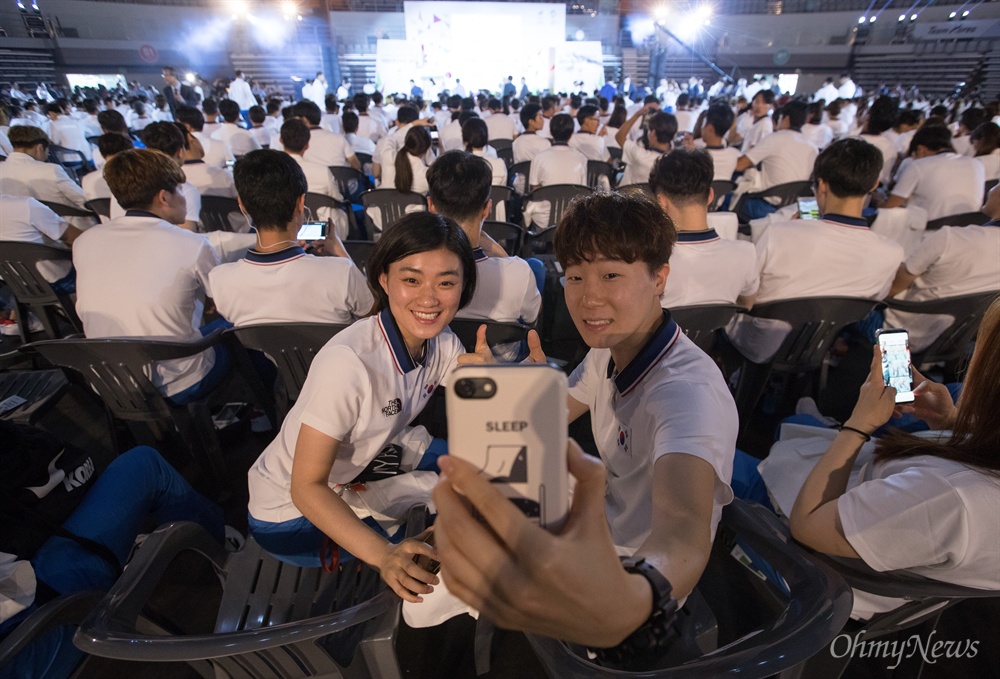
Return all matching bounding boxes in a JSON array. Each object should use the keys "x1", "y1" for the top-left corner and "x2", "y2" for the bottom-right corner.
[{"x1": 839, "y1": 425, "x2": 873, "y2": 442}]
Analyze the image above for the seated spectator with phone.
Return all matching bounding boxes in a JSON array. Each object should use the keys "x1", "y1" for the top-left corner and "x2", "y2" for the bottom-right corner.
[
  {"x1": 438, "y1": 192, "x2": 738, "y2": 657},
  {"x1": 208, "y1": 149, "x2": 372, "y2": 327}
]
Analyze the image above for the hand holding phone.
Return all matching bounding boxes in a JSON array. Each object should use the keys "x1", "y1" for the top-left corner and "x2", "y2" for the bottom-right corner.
[
  {"x1": 296, "y1": 221, "x2": 326, "y2": 242},
  {"x1": 877, "y1": 329, "x2": 915, "y2": 404}
]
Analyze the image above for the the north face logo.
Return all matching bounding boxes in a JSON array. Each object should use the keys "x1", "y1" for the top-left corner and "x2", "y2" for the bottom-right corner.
[{"x1": 382, "y1": 398, "x2": 402, "y2": 417}]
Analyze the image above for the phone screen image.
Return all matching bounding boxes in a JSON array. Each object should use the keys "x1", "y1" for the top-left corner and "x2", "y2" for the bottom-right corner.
[
  {"x1": 878, "y1": 330, "x2": 915, "y2": 404},
  {"x1": 296, "y1": 221, "x2": 325, "y2": 241},
  {"x1": 798, "y1": 198, "x2": 820, "y2": 220}
]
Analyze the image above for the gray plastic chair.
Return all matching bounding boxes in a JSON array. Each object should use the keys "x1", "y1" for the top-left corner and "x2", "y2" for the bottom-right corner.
[
  {"x1": 0, "y1": 240, "x2": 83, "y2": 341},
  {"x1": 924, "y1": 211, "x2": 988, "y2": 230},
  {"x1": 526, "y1": 499, "x2": 852, "y2": 678},
  {"x1": 199, "y1": 195, "x2": 242, "y2": 233},
  {"x1": 733, "y1": 181, "x2": 813, "y2": 222},
  {"x1": 586, "y1": 160, "x2": 615, "y2": 190},
  {"x1": 523, "y1": 184, "x2": 590, "y2": 230},
  {"x1": 670, "y1": 304, "x2": 744, "y2": 353},
  {"x1": 482, "y1": 220, "x2": 524, "y2": 256},
  {"x1": 74, "y1": 507, "x2": 429, "y2": 679},
  {"x1": 83, "y1": 197, "x2": 111, "y2": 219},
  {"x1": 360, "y1": 188, "x2": 426, "y2": 235},
  {"x1": 710, "y1": 180, "x2": 736, "y2": 211},
  {"x1": 228, "y1": 322, "x2": 348, "y2": 402},
  {"x1": 507, "y1": 160, "x2": 531, "y2": 193},
  {"x1": 0, "y1": 590, "x2": 103, "y2": 675},
  {"x1": 489, "y1": 139, "x2": 514, "y2": 169},
  {"x1": 488, "y1": 185, "x2": 514, "y2": 222},
  {"x1": 38, "y1": 200, "x2": 96, "y2": 219}
]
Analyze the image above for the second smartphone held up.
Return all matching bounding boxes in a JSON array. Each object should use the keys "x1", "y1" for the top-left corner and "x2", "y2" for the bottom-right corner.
[
  {"x1": 446, "y1": 364, "x2": 569, "y2": 529},
  {"x1": 877, "y1": 328, "x2": 916, "y2": 404}
]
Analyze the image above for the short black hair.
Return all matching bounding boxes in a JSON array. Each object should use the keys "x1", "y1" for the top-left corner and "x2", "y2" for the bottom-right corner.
[
  {"x1": 342, "y1": 110, "x2": 359, "y2": 134},
  {"x1": 233, "y1": 149, "x2": 308, "y2": 230},
  {"x1": 96, "y1": 131, "x2": 134, "y2": 159},
  {"x1": 908, "y1": 124, "x2": 954, "y2": 155},
  {"x1": 753, "y1": 90, "x2": 776, "y2": 106},
  {"x1": 867, "y1": 96, "x2": 898, "y2": 135},
  {"x1": 520, "y1": 103, "x2": 541, "y2": 129},
  {"x1": 959, "y1": 107, "x2": 988, "y2": 132},
  {"x1": 676, "y1": 93, "x2": 690, "y2": 108},
  {"x1": 280, "y1": 118, "x2": 310, "y2": 153},
  {"x1": 646, "y1": 111, "x2": 678, "y2": 147},
  {"x1": 266, "y1": 99, "x2": 283, "y2": 115},
  {"x1": 555, "y1": 191, "x2": 675, "y2": 274},
  {"x1": 576, "y1": 104, "x2": 599, "y2": 127},
  {"x1": 219, "y1": 99, "x2": 241, "y2": 123},
  {"x1": 174, "y1": 105, "x2": 205, "y2": 131},
  {"x1": 704, "y1": 103, "x2": 734, "y2": 136},
  {"x1": 897, "y1": 109, "x2": 922, "y2": 127},
  {"x1": 462, "y1": 118, "x2": 489, "y2": 150},
  {"x1": 549, "y1": 113, "x2": 575, "y2": 142},
  {"x1": 249, "y1": 105, "x2": 266, "y2": 124},
  {"x1": 649, "y1": 149, "x2": 714, "y2": 207},
  {"x1": 366, "y1": 211, "x2": 478, "y2": 312},
  {"x1": 352, "y1": 92, "x2": 370, "y2": 113},
  {"x1": 97, "y1": 109, "x2": 128, "y2": 134},
  {"x1": 777, "y1": 100, "x2": 808, "y2": 131},
  {"x1": 202, "y1": 98, "x2": 219, "y2": 115},
  {"x1": 426, "y1": 150, "x2": 492, "y2": 223},
  {"x1": 814, "y1": 138, "x2": 882, "y2": 198},
  {"x1": 294, "y1": 99, "x2": 322, "y2": 126},
  {"x1": 396, "y1": 105, "x2": 419, "y2": 125},
  {"x1": 141, "y1": 121, "x2": 186, "y2": 157}
]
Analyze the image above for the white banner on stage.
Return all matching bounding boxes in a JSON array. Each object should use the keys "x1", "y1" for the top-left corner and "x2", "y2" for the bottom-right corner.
[
  {"x1": 375, "y1": 40, "x2": 423, "y2": 96},
  {"x1": 553, "y1": 41, "x2": 604, "y2": 95}
]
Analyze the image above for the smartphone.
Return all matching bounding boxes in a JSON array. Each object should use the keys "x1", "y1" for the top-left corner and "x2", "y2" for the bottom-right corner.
[
  {"x1": 797, "y1": 197, "x2": 820, "y2": 220},
  {"x1": 876, "y1": 329, "x2": 915, "y2": 404},
  {"x1": 446, "y1": 364, "x2": 569, "y2": 529},
  {"x1": 225, "y1": 159, "x2": 236, "y2": 171},
  {"x1": 430, "y1": 130, "x2": 439, "y2": 141},
  {"x1": 296, "y1": 221, "x2": 326, "y2": 242}
]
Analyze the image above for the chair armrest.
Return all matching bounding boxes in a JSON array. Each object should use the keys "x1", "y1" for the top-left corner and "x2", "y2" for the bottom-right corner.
[
  {"x1": 26, "y1": 330, "x2": 227, "y2": 364},
  {"x1": 0, "y1": 590, "x2": 104, "y2": 665}
]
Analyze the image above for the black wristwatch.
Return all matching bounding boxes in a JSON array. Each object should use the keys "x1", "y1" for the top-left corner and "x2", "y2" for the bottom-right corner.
[{"x1": 592, "y1": 557, "x2": 679, "y2": 666}]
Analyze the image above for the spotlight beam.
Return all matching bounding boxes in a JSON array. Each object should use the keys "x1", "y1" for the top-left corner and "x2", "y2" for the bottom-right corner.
[{"x1": 653, "y1": 21, "x2": 731, "y2": 84}]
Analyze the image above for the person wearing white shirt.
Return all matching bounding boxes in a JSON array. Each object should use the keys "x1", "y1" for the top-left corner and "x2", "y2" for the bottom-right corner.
[
  {"x1": 837, "y1": 74, "x2": 857, "y2": 100},
  {"x1": 200, "y1": 99, "x2": 222, "y2": 137},
  {"x1": 352, "y1": 93, "x2": 387, "y2": 143},
  {"x1": 813, "y1": 78, "x2": 840, "y2": 105},
  {"x1": 368, "y1": 91, "x2": 389, "y2": 133},
  {"x1": 292, "y1": 99, "x2": 360, "y2": 173},
  {"x1": 484, "y1": 98, "x2": 516, "y2": 140},
  {"x1": 381, "y1": 126, "x2": 432, "y2": 195},
  {"x1": 45, "y1": 101, "x2": 93, "y2": 162},
  {"x1": 970, "y1": 122, "x2": 1000, "y2": 181},
  {"x1": 209, "y1": 149, "x2": 372, "y2": 327},
  {"x1": 616, "y1": 104, "x2": 674, "y2": 187},
  {"x1": 0, "y1": 126, "x2": 89, "y2": 214},
  {"x1": 855, "y1": 96, "x2": 900, "y2": 187},
  {"x1": 280, "y1": 119, "x2": 349, "y2": 239},
  {"x1": 737, "y1": 91, "x2": 774, "y2": 153},
  {"x1": 336, "y1": 78, "x2": 351, "y2": 101},
  {"x1": 211, "y1": 100, "x2": 261, "y2": 157},
  {"x1": 247, "y1": 105, "x2": 271, "y2": 148},
  {"x1": 80, "y1": 99, "x2": 104, "y2": 138},
  {"x1": 883, "y1": 125, "x2": 985, "y2": 222},
  {"x1": 227, "y1": 71, "x2": 259, "y2": 122},
  {"x1": 321, "y1": 96, "x2": 342, "y2": 135},
  {"x1": 176, "y1": 105, "x2": 234, "y2": 169},
  {"x1": 74, "y1": 148, "x2": 225, "y2": 402},
  {"x1": 673, "y1": 93, "x2": 697, "y2": 133},
  {"x1": 649, "y1": 150, "x2": 758, "y2": 310},
  {"x1": 735, "y1": 100, "x2": 818, "y2": 221},
  {"x1": 691, "y1": 103, "x2": 740, "y2": 181},
  {"x1": 524, "y1": 114, "x2": 588, "y2": 229},
  {"x1": 727, "y1": 139, "x2": 905, "y2": 363},
  {"x1": 372, "y1": 105, "x2": 425, "y2": 180},
  {"x1": 463, "y1": 119, "x2": 507, "y2": 187},
  {"x1": 568, "y1": 105, "x2": 610, "y2": 163},
  {"x1": 512, "y1": 103, "x2": 550, "y2": 164},
  {"x1": 82, "y1": 133, "x2": 133, "y2": 205},
  {"x1": 0, "y1": 128, "x2": 13, "y2": 157},
  {"x1": 824, "y1": 100, "x2": 848, "y2": 141},
  {"x1": 342, "y1": 111, "x2": 377, "y2": 158},
  {"x1": 438, "y1": 113, "x2": 465, "y2": 153},
  {"x1": 0, "y1": 194, "x2": 81, "y2": 287}
]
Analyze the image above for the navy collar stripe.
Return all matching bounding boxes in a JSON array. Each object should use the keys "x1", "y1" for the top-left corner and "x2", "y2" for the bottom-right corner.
[
  {"x1": 378, "y1": 308, "x2": 418, "y2": 374},
  {"x1": 606, "y1": 311, "x2": 681, "y2": 396},
  {"x1": 472, "y1": 247, "x2": 488, "y2": 262},
  {"x1": 124, "y1": 209, "x2": 162, "y2": 220},
  {"x1": 985, "y1": 219, "x2": 1000, "y2": 227},
  {"x1": 244, "y1": 245, "x2": 306, "y2": 265},
  {"x1": 821, "y1": 214, "x2": 870, "y2": 228},
  {"x1": 676, "y1": 229, "x2": 720, "y2": 243}
]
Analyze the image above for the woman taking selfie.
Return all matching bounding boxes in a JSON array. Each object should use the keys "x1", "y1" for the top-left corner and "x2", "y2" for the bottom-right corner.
[{"x1": 247, "y1": 211, "x2": 477, "y2": 602}]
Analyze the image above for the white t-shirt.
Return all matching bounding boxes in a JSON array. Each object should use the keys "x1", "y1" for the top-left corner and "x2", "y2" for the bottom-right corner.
[
  {"x1": 0, "y1": 194, "x2": 72, "y2": 281},
  {"x1": 110, "y1": 181, "x2": 202, "y2": 227},
  {"x1": 81, "y1": 171, "x2": 111, "y2": 202},
  {"x1": 802, "y1": 123, "x2": 833, "y2": 151},
  {"x1": 700, "y1": 144, "x2": 740, "y2": 182},
  {"x1": 512, "y1": 133, "x2": 550, "y2": 164},
  {"x1": 568, "y1": 132, "x2": 610, "y2": 162},
  {"x1": 727, "y1": 215, "x2": 905, "y2": 363},
  {"x1": 743, "y1": 129, "x2": 818, "y2": 194},
  {"x1": 209, "y1": 245, "x2": 373, "y2": 327},
  {"x1": 471, "y1": 149, "x2": 507, "y2": 186},
  {"x1": 885, "y1": 223, "x2": 1000, "y2": 351},
  {"x1": 248, "y1": 309, "x2": 465, "y2": 523},
  {"x1": 192, "y1": 131, "x2": 234, "y2": 169},
  {"x1": 380, "y1": 152, "x2": 429, "y2": 194},
  {"x1": 674, "y1": 109, "x2": 697, "y2": 134},
  {"x1": 211, "y1": 123, "x2": 262, "y2": 157},
  {"x1": 72, "y1": 212, "x2": 221, "y2": 396},
  {"x1": 484, "y1": 113, "x2": 516, "y2": 141},
  {"x1": 182, "y1": 160, "x2": 237, "y2": 198},
  {"x1": 890, "y1": 152, "x2": 985, "y2": 222},
  {"x1": 975, "y1": 148, "x2": 1000, "y2": 181},
  {"x1": 857, "y1": 133, "x2": 898, "y2": 186},
  {"x1": 660, "y1": 229, "x2": 759, "y2": 309},
  {"x1": 620, "y1": 139, "x2": 664, "y2": 187},
  {"x1": 568, "y1": 315, "x2": 736, "y2": 550},
  {"x1": 740, "y1": 115, "x2": 773, "y2": 153},
  {"x1": 457, "y1": 246, "x2": 541, "y2": 325},
  {"x1": 302, "y1": 127, "x2": 356, "y2": 169},
  {"x1": 528, "y1": 144, "x2": 587, "y2": 188},
  {"x1": 0, "y1": 152, "x2": 88, "y2": 210}
]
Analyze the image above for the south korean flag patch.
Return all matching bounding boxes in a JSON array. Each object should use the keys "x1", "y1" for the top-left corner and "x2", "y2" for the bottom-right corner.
[{"x1": 617, "y1": 424, "x2": 632, "y2": 455}]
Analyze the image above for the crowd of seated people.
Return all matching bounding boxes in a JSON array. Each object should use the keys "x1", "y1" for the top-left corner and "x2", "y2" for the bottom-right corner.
[{"x1": 1, "y1": 68, "x2": 999, "y2": 679}]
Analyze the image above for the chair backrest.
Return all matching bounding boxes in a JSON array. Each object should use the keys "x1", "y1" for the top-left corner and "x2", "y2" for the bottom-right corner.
[
  {"x1": 748, "y1": 297, "x2": 877, "y2": 371},
  {"x1": 671, "y1": 304, "x2": 743, "y2": 353},
  {"x1": 328, "y1": 165, "x2": 371, "y2": 202},
  {"x1": 887, "y1": 291, "x2": 997, "y2": 365},
  {"x1": 488, "y1": 185, "x2": 513, "y2": 223},
  {"x1": 84, "y1": 198, "x2": 111, "y2": 218},
  {"x1": 740, "y1": 181, "x2": 812, "y2": 212},
  {"x1": 24, "y1": 333, "x2": 223, "y2": 421},
  {"x1": 343, "y1": 240, "x2": 376, "y2": 276},
  {"x1": 38, "y1": 200, "x2": 96, "y2": 219},
  {"x1": 199, "y1": 195, "x2": 242, "y2": 233},
  {"x1": 527, "y1": 184, "x2": 590, "y2": 229},
  {"x1": 586, "y1": 160, "x2": 614, "y2": 190},
  {"x1": 507, "y1": 161, "x2": 531, "y2": 192},
  {"x1": 448, "y1": 319, "x2": 529, "y2": 353},
  {"x1": 521, "y1": 227, "x2": 556, "y2": 257},
  {"x1": 925, "y1": 211, "x2": 988, "y2": 230},
  {"x1": 526, "y1": 499, "x2": 852, "y2": 678},
  {"x1": 230, "y1": 323, "x2": 348, "y2": 401},
  {"x1": 355, "y1": 152, "x2": 373, "y2": 168},
  {"x1": 488, "y1": 138, "x2": 513, "y2": 152},
  {"x1": 0, "y1": 241, "x2": 82, "y2": 339},
  {"x1": 304, "y1": 192, "x2": 343, "y2": 221},
  {"x1": 608, "y1": 146, "x2": 623, "y2": 164},
  {"x1": 482, "y1": 220, "x2": 524, "y2": 257},
  {"x1": 360, "y1": 188, "x2": 426, "y2": 234},
  {"x1": 710, "y1": 180, "x2": 736, "y2": 211}
]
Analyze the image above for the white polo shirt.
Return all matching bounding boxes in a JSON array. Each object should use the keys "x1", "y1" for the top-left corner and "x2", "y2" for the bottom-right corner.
[
  {"x1": 568, "y1": 132, "x2": 610, "y2": 162},
  {"x1": 211, "y1": 123, "x2": 262, "y2": 157},
  {"x1": 0, "y1": 152, "x2": 88, "y2": 210},
  {"x1": 192, "y1": 131, "x2": 234, "y2": 169},
  {"x1": 355, "y1": 115, "x2": 384, "y2": 143},
  {"x1": 727, "y1": 215, "x2": 905, "y2": 363},
  {"x1": 674, "y1": 109, "x2": 697, "y2": 134},
  {"x1": 512, "y1": 133, "x2": 550, "y2": 163},
  {"x1": 303, "y1": 127, "x2": 356, "y2": 169},
  {"x1": 209, "y1": 245, "x2": 373, "y2": 327},
  {"x1": 740, "y1": 115, "x2": 773, "y2": 153},
  {"x1": 439, "y1": 119, "x2": 464, "y2": 152},
  {"x1": 0, "y1": 194, "x2": 72, "y2": 282},
  {"x1": 975, "y1": 148, "x2": 1000, "y2": 181},
  {"x1": 457, "y1": 246, "x2": 541, "y2": 325},
  {"x1": 248, "y1": 309, "x2": 465, "y2": 523},
  {"x1": 857, "y1": 133, "x2": 898, "y2": 186},
  {"x1": 743, "y1": 130, "x2": 818, "y2": 193},
  {"x1": 619, "y1": 139, "x2": 664, "y2": 187},
  {"x1": 73, "y1": 211, "x2": 221, "y2": 396},
  {"x1": 81, "y1": 171, "x2": 111, "y2": 202},
  {"x1": 890, "y1": 152, "x2": 985, "y2": 222},
  {"x1": 484, "y1": 113, "x2": 516, "y2": 141},
  {"x1": 182, "y1": 160, "x2": 237, "y2": 198},
  {"x1": 660, "y1": 229, "x2": 759, "y2": 309},
  {"x1": 701, "y1": 144, "x2": 740, "y2": 181},
  {"x1": 109, "y1": 181, "x2": 202, "y2": 227},
  {"x1": 885, "y1": 223, "x2": 1000, "y2": 351},
  {"x1": 568, "y1": 313, "x2": 737, "y2": 550},
  {"x1": 802, "y1": 123, "x2": 833, "y2": 151}
]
